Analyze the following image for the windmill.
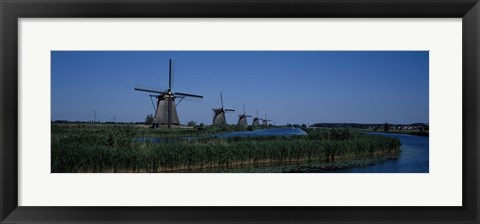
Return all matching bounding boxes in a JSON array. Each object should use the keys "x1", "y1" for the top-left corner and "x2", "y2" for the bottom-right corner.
[
  {"x1": 252, "y1": 110, "x2": 261, "y2": 127},
  {"x1": 212, "y1": 93, "x2": 235, "y2": 126},
  {"x1": 262, "y1": 113, "x2": 272, "y2": 127},
  {"x1": 237, "y1": 104, "x2": 252, "y2": 127},
  {"x1": 134, "y1": 59, "x2": 203, "y2": 129}
]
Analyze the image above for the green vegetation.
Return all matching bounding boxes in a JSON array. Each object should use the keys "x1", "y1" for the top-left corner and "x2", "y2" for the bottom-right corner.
[
  {"x1": 51, "y1": 124, "x2": 401, "y2": 173},
  {"x1": 309, "y1": 123, "x2": 429, "y2": 137},
  {"x1": 187, "y1": 120, "x2": 197, "y2": 127},
  {"x1": 384, "y1": 123, "x2": 390, "y2": 132},
  {"x1": 388, "y1": 130, "x2": 429, "y2": 137},
  {"x1": 365, "y1": 129, "x2": 429, "y2": 137},
  {"x1": 145, "y1": 114, "x2": 154, "y2": 125}
]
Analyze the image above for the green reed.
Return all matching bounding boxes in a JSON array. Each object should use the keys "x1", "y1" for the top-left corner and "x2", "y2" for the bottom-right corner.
[{"x1": 51, "y1": 124, "x2": 400, "y2": 173}]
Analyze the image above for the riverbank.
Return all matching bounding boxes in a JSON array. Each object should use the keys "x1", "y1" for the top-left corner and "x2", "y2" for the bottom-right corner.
[
  {"x1": 51, "y1": 124, "x2": 401, "y2": 173},
  {"x1": 359, "y1": 129, "x2": 429, "y2": 137}
]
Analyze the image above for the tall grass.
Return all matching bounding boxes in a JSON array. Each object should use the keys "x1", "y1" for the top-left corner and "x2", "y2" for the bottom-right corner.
[{"x1": 51, "y1": 124, "x2": 400, "y2": 173}]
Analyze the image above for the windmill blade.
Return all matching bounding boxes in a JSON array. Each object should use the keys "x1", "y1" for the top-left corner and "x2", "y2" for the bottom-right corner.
[
  {"x1": 134, "y1": 87, "x2": 166, "y2": 94},
  {"x1": 174, "y1": 92, "x2": 203, "y2": 98},
  {"x1": 135, "y1": 83, "x2": 165, "y2": 92},
  {"x1": 246, "y1": 115, "x2": 252, "y2": 117},
  {"x1": 165, "y1": 59, "x2": 174, "y2": 128},
  {"x1": 168, "y1": 59, "x2": 173, "y2": 91},
  {"x1": 149, "y1": 95, "x2": 157, "y2": 113},
  {"x1": 225, "y1": 109, "x2": 235, "y2": 112},
  {"x1": 175, "y1": 96, "x2": 185, "y2": 107},
  {"x1": 220, "y1": 93, "x2": 224, "y2": 109},
  {"x1": 243, "y1": 105, "x2": 246, "y2": 115},
  {"x1": 168, "y1": 95, "x2": 172, "y2": 128}
]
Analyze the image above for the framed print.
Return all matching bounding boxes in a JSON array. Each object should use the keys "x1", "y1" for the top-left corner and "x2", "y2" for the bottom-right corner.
[
  {"x1": 20, "y1": 21, "x2": 455, "y2": 207},
  {"x1": 1, "y1": 0, "x2": 479, "y2": 223}
]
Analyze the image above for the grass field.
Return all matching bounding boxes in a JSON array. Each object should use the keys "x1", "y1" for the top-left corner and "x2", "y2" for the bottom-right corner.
[{"x1": 51, "y1": 124, "x2": 401, "y2": 173}]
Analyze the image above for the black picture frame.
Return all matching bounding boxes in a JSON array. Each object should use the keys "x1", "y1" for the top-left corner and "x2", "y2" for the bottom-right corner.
[{"x1": 1, "y1": 0, "x2": 479, "y2": 223}]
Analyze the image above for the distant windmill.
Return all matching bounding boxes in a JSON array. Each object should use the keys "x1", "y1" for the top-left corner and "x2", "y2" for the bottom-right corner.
[
  {"x1": 134, "y1": 59, "x2": 203, "y2": 129},
  {"x1": 252, "y1": 110, "x2": 261, "y2": 127},
  {"x1": 262, "y1": 113, "x2": 272, "y2": 126},
  {"x1": 237, "y1": 104, "x2": 252, "y2": 127},
  {"x1": 212, "y1": 93, "x2": 235, "y2": 125}
]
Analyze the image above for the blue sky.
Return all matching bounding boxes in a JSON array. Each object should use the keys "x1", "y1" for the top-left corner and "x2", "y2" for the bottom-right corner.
[{"x1": 51, "y1": 51, "x2": 429, "y2": 125}]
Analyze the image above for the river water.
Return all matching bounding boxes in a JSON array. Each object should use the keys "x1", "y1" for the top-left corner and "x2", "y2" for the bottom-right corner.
[{"x1": 330, "y1": 132, "x2": 429, "y2": 173}]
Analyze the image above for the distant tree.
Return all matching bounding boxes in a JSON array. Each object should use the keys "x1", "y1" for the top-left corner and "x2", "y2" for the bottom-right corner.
[
  {"x1": 384, "y1": 123, "x2": 390, "y2": 132},
  {"x1": 145, "y1": 114, "x2": 154, "y2": 125},
  {"x1": 199, "y1": 123, "x2": 204, "y2": 127},
  {"x1": 187, "y1": 120, "x2": 196, "y2": 127},
  {"x1": 301, "y1": 123, "x2": 307, "y2": 128},
  {"x1": 287, "y1": 124, "x2": 292, "y2": 127}
]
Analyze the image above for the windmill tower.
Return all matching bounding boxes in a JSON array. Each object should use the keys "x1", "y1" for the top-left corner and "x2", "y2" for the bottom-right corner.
[
  {"x1": 212, "y1": 93, "x2": 235, "y2": 126},
  {"x1": 237, "y1": 104, "x2": 252, "y2": 127},
  {"x1": 252, "y1": 110, "x2": 261, "y2": 127},
  {"x1": 134, "y1": 59, "x2": 203, "y2": 129},
  {"x1": 262, "y1": 113, "x2": 272, "y2": 127}
]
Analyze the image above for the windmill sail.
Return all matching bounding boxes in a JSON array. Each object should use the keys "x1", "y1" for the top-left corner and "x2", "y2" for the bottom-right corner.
[
  {"x1": 262, "y1": 113, "x2": 272, "y2": 126},
  {"x1": 135, "y1": 59, "x2": 203, "y2": 129},
  {"x1": 252, "y1": 110, "x2": 261, "y2": 127},
  {"x1": 212, "y1": 93, "x2": 235, "y2": 126},
  {"x1": 237, "y1": 104, "x2": 251, "y2": 126}
]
